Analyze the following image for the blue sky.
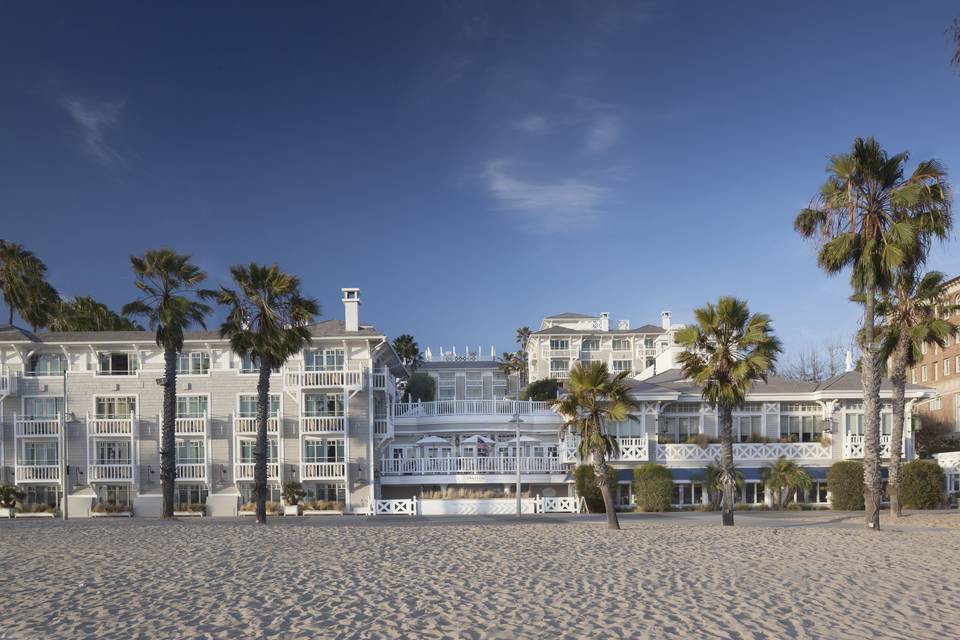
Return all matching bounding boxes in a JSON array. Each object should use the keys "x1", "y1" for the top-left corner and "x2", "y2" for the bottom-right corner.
[{"x1": 2, "y1": 1, "x2": 959, "y2": 359}]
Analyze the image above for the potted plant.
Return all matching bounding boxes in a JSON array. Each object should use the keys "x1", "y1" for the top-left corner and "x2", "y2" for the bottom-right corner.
[
  {"x1": 0, "y1": 485, "x2": 23, "y2": 518},
  {"x1": 282, "y1": 482, "x2": 305, "y2": 516}
]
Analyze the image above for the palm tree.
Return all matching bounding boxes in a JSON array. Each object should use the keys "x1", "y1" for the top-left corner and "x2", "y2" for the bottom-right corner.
[
  {"x1": 876, "y1": 268, "x2": 956, "y2": 517},
  {"x1": 795, "y1": 138, "x2": 950, "y2": 529},
  {"x1": 20, "y1": 281, "x2": 60, "y2": 331},
  {"x1": 761, "y1": 456, "x2": 813, "y2": 509},
  {"x1": 698, "y1": 461, "x2": 744, "y2": 510},
  {"x1": 498, "y1": 350, "x2": 528, "y2": 393},
  {"x1": 392, "y1": 334, "x2": 424, "y2": 371},
  {"x1": 951, "y1": 17, "x2": 960, "y2": 68},
  {"x1": 516, "y1": 326, "x2": 532, "y2": 350},
  {"x1": 52, "y1": 296, "x2": 144, "y2": 331},
  {"x1": 0, "y1": 240, "x2": 50, "y2": 326},
  {"x1": 218, "y1": 264, "x2": 318, "y2": 524},
  {"x1": 551, "y1": 361, "x2": 638, "y2": 530},
  {"x1": 122, "y1": 249, "x2": 215, "y2": 519},
  {"x1": 676, "y1": 297, "x2": 782, "y2": 526}
]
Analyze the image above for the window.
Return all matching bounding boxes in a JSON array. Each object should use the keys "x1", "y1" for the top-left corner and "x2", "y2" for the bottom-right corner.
[
  {"x1": 238, "y1": 394, "x2": 280, "y2": 418},
  {"x1": 612, "y1": 360, "x2": 632, "y2": 373},
  {"x1": 176, "y1": 396, "x2": 209, "y2": 418},
  {"x1": 26, "y1": 353, "x2": 66, "y2": 376},
  {"x1": 177, "y1": 352, "x2": 210, "y2": 375},
  {"x1": 95, "y1": 397, "x2": 136, "y2": 419},
  {"x1": 581, "y1": 339, "x2": 600, "y2": 352},
  {"x1": 24, "y1": 397, "x2": 64, "y2": 419},
  {"x1": 550, "y1": 359, "x2": 569, "y2": 372},
  {"x1": 661, "y1": 415, "x2": 701, "y2": 442},
  {"x1": 921, "y1": 342, "x2": 928, "y2": 355},
  {"x1": 644, "y1": 337, "x2": 654, "y2": 348},
  {"x1": 96, "y1": 441, "x2": 131, "y2": 464},
  {"x1": 934, "y1": 362, "x2": 939, "y2": 381},
  {"x1": 305, "y1": 349, "x2": 344, "y2": 371},
  {"x1": 607, "y1": 420, "x2": 644, "y2": 438},
  {"x1": 549, "y1": 339, "x2": 569, "y2": 351},
  {"x1": 945, "y1": 359, "x2": 951, "y2": 376},
  {"x1": 735, "y1": 415, "x2": 763, "y2": 442},
  {"x1": 881, "y1": 413, "x2": 892, "y2": 436},
  {"x1": 23, "y1": 442, "x2": 58, "y2": 465},
  {"x1": 239, "y1": 439, "x2": 278, "y2": 463},
  {"x1": 921, "y1": 365, "x2": 928, "y2": 382},
  {"x1": 306, "y1": 483, "x2": 345, "y2": 502},
  {"x1": 304, "y1": 393, "x2": 344, "y2": 417},
  {"x1": 930, "y1": 397, "x2": 942, "y2": 411},
  {"x1": 97, "y1": 485, "x2": 133, "y2": 506},
  {"x1": 175, "y1": 440, "x2": 204, "y2": 463},
  {"x1": 176, "y1": 484, "x2": 208, "y2": 507},
  {"x1": 672, "y1": 483, "x2": 704, "y2": 506},
  {"x1": 437, "y1": 372, "x2": 456, "y2": 400},
  {"x1": 465, "y1": 372, "x2": 482, "y2": 399},
  {"x1": 645, "y1": 357, "x2": 655, "y2": 369},
  {"x1": 23, "y1": 486, "x2": 59, "y2": 508},
  {"x1": 492, "y1": 373, "x2": 508, "y2": 398},
  {"x1": 780, "y1": 415, "x2": 820, "y2": 442},
  {"x1": 912, "y1": 368, "x2": 917, "y2": 384},
  {"x1": 845, "y1": 413, "x2": 864, "y2": 435},
  {"x1": 304, "y1": 439, "x2": 344, "y2": 462},
  {"x1": 240, "y1": 353, "x2": 279, "y2": 374},
  {"x1": 612, "y1": 338, "x2": 630, "y2": 351},
  {"x1": 739, "y1": 482, "x2": 765, "y2": 505},
  {"x1": 956, "y1": 356, "x2": 960, "y2": 375},
  {"x1": 98, "y1": 352, "x2": 138, "y2": 375}
]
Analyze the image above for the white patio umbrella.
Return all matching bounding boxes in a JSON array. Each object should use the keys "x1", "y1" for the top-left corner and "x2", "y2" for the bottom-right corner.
[
  {"x1": 415, "y1": 435, "x2": 452, "y2": 446},
  {"x1": 504, "y1": 435, "x2": 541, "y2": 444},
  {"x1": 461, "y1": 435, "x2": 496, "y2": 444}
]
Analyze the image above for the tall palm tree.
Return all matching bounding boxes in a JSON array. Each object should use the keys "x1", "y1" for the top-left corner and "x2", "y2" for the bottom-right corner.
[
  {"x1": 698, "y1": 461, "x2": 744, "y2": 510},
  {"x1": 761, "y1": 456, "x2": 813, "y2": 509},
  {"x1": 498, "y1": 350, "x2": 528, "y2": 393},
  {"x1": 218, "y1": 263, "x2": 318, "y2": 524},
  {"x1": 876, "y1": 268, "x2": 955, "y2": 517},
  {"x1": 122, "y1": 249, "x2": 215, "y2": 519},
  {"x1": 516, "y1": 326, "x2": 532, "y2": 350},
  {"x1": 794, "y1": 137, "x2": 950, "y2": 529},
  {"x1": 551, "y1": 361, "x2": 638, "y2": 530},
  {"x1": 951, "y1": 17, "x2": 960, "y2": 68},
  {"x1": 392, "y1": 334, "x2": 423, "y2": 371},
  {"x1": 21, "y1": 281, "x2": 60, "y2": 331},
  {"x1": 676, "y1": 297, "x2": 782, "y2": 526},
  {"x1": 0, "y1": 240, "x2": 50, "y2": 325},
  {"x1": 52, "y1": 296, "x2": 143, "y2": 331}
]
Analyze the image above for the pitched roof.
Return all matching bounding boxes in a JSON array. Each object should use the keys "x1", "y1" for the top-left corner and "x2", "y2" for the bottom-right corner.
[
  {"x1": 532, "y1": 323, "x2": 665, "y2": 336},
  {"x1": 816, "y1": 370, "x2": 929, "y2": 393},
  {"x1": 544, "y1": 312, "x2": 596, "y2": 319}
]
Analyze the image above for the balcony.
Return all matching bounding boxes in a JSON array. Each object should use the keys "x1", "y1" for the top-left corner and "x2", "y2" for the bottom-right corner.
[
  {"x1": 175, "y1": 416, "x2": 207, "y2": 436},
  {"x1": 843, "y1": 435, "x2": 892, "y2": 459},
  {"x1": 393, "y1": 400, "x2": 555, "y2": 419},
  {"x1": 88, "y1": 417, "x2": 135, "y2": 436},
  {"x1": 89, "y1": 464, "x2": 134, "y2": 482},
  {"x1": 374, "y1": 417, "x2": 390, "y2": 438},
  {"x1": 16, "y1": 465, "x2": 61, "y2": 483},
  {"x1": 560, "y1": 436, "x2": 648, "y2": 463},
  {"x1": 301, "y1": 462, "x2": 345, "y2": 480},
  {"x1": 372, "y1": 368, "x2": 398, "y2": 395},
  {"x1": 15, "y1": 417, "x2": 61, "y2": 437},
  {"x1": 380, "y1": 456, "x2": 563, "y2": 476},
  {"x1": 234, "y1": 416, "x2": 279, "y2": 435},
  {"x1": 234, "y1": 463, "x2": 279, "y2": 481},
  {"x1": 284, "y1": 368, "x2": 363, "y2": 389},
  {"x1": 656, "y1": 442, "x2": 833, "y2": 465},
  {"x1": 301, "y1": 416, "x2": 346, "y2": 434},
  {"x1": 176, "y1": 463, "x2": 207, "y2": 482},
  {"x1": 549, "y1": 370, "x2": 570, "y2": 380}
]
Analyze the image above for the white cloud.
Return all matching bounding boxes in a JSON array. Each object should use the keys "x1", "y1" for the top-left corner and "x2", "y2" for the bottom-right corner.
[
  {"x1": 584, "y1": 114, "x2": 620, "y2": 153},
  {"x1": 483, "y1": 160, "x2": 604, "y2": 231},
  {"x1": 61, "y1": 97, "x2": 126, "y2": 166},
  {"x1": 514, "y1": 114, "x2": 548, "y2": 133}
]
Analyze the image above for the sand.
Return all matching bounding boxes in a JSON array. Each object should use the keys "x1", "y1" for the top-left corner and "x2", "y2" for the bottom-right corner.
[{"x1": 1, "y1": 511, "x2": 958, "y2": 639}]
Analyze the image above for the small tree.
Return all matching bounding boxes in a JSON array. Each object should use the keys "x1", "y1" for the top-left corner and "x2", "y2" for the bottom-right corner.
[
  {"x1": 404, "y1": 372, "x2": 436, "y2": 402},
  {"x1": 282, "y1": 482, "x2": 306, "y2": 506},
  {"x1": 633, "y1": 464, "x2": 673, "y2": 512},
  {"x1": 521, "y1": 378, "x2": 560, "y2": 402},
  {"x1": 0, "y1": 485, "x2": 24, "y2": 509},
  {"x1": 900, "y1": 460, "x2": 945, "y2": 509},
  {"x1": 827, "y1": 461, "x2": 865, "y2": 510},
  {"x1": 574, "y1": 465, "x2": 615, "y2": 514},
  {"x1": 698, "y1": 462, "x2": 744, "y2": 509},
  {"x1": 761, "y1": 456, "x2": 813, "y2": 509}
]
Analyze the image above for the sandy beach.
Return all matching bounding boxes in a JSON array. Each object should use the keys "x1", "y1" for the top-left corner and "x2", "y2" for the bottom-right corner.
[{"x1": 2, "y1": 511, "x2": 958, "y2": 639}]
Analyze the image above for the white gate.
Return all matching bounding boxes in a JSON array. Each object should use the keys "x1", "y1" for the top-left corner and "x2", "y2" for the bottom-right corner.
[
  {"x1": 538, "y1": 496, "x2": 581, "y2": 513},
  {"x1": 373, "y1": 497, "x2": 417, "y2": 516}
]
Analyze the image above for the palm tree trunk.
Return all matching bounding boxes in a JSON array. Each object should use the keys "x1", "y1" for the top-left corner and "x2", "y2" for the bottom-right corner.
[
  {"x1": 888, "y1": 331, "x2": 909, "y2": 518},
  {"x1": 593, "y1": 452, "x2": 620, "y2": 530},
  {"x1": 161, "y1": 348, "x2": 178, "y2": 519},
  {"x1": 7, "y1": 305, "x2": 12, "y2": 325},
  {"x1": 255, "y1": 356, "x2": 272, "y2": 524},
  {"x1": 719, "y1": 404, "x2": 735, "y2": 526},
  {"x1": 861, "y1": 285, "x2": 883, "y2": 529}
]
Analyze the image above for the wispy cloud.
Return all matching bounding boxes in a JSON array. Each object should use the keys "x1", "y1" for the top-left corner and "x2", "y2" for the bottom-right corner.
[
  {"x1": 483, "y1": 160, "x2": 604, "y2": 231},
  {"x1": 514, "y1": 114, "x2": 548, "y2": 133},
  {"x1": 61, "y1": 97, "x2": 127, "y2": 166},
  {"x1": 584, "y1": 114, "x2": 620, "y2": 152}
]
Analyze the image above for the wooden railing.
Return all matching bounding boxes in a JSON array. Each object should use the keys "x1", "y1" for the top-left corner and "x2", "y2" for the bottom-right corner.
[
  {"x1": 392, "y1": 400, "x2": 555, "y2": 419},
  {"x1": 380, "y1": 456, "x2": 563, "y2": 476},
  {"x1": 234, "y1": 463, "x2": 279, "y2": 480},
  {"x1": 284, "y1": 368, "x2": 363, "y2": 389},
  {"x1": 88, "y1": 416, "x2": 135, "y2": 436},
  {"x1": 176, "y1": 463, "x2": 207, "y2": 481},
  {"x1": 234, "y1": 416, "x2": 279, "y2": 435},
  {"x1": 301, "y1": 416, "x2": 346, "y2": 433},
  {"x1": 175, "y1": 416, "x2": 207, "y2": 435},
  {"x1": 301, "y1": 462, "x2": 345, "y2": 479},
  {"x1": 16, "y1": 465, "x2": 60, "y2": 482},
  {"x1": 15, "y1": 416, "x2": 60, "y2": 437},
  {"x1": 89, "y1": 464, "x2": 134, "y2": 481},
  {"x1": 843, "y1": 435, "x2": 892, "y2": 459}
]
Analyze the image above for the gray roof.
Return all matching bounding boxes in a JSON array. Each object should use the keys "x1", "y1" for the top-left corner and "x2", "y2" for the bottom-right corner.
[
  {"x1": 544, "y1": 312, "x2": 596, "y2": 319},
  {"x1": 0, "y1": 320, "x2": 382, "y2": 344},
  {"x1": 533, "y1": 323, "x2": 665, "y2": 336},
  {"x1": 817, "y1": 370, "x2": 929, "y2": 393}
]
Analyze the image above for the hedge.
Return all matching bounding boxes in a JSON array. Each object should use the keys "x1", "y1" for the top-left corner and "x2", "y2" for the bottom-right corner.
[
  {"x1": 900, "y1": 460, "x2": 945, "y2": 509},
  {"x1": 827, "y1": 461, "x2": 864, "y2": 511},
  {"x1": 574, "y1": 465, "x2": 617, "y2": 513},
  {"x1": 522, "y1": 378, "x2": 560, "y2": 402},
  {"x1": 632, "y1": 463, "x2": 673, "y2": 512}
]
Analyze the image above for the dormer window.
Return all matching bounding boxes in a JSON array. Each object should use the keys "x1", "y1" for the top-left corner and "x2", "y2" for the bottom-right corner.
[
  {"x1": 177, "y1": 352, "x2": 210, "y2": 375},
  {"x1": 26, "y1": 353, "x2": 66, "y2": 377},
  {"x1": 98, "y1": 352, "x2": 139, "y2": 376}
]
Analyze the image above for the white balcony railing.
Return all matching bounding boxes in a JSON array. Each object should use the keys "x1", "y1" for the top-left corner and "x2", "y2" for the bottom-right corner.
[
  {"x1": 174, "y1": 416, "x2": 207, "y2": 435},
  {"x1": 843, "y1": 435, "x2": 892, "y2": 459},
  {"x1": 301, "y1": 416, "x2": 346, "y2": 434},
  {"x1": 549, "y1": 370, "x2": 570, "y2": 380},
  {"x1": 284, "y1": 368, "x2": 363, "y2": 389},
  {"x1": 610, "y1": 437, "x2": 648, "y2": 461},
  {"x1": 88, "y1": 416, "x2": 135, "y2": 436},
  {"x1": 656, "y1": 442, "x2": 833, "y2": 464},
  {"x1": 301, "y1": 462, "x2": 346, "y2": 479},
  {"x1": 15, "y1": 416, "x2": 60, "y2": 437},
  {"x1": 234, "y1": 463, "x2": 279, "y2": 481},
  {"x1": 0, "y1": 367, "x2": 10, "y2": 393},
  {"x1": 89, "y1": 464, "x2": 134, "y2": 481},
  {"x1": 374, "y1": 418, "x2": 389, "y2": 437},
  {"x1": 16, "y1": 465, "x2": 60, "y2": 482},
  {"x1": 380, "y1": 456, "x2": 563, "y2": 476},
  {"x1": 392, "y1": 400, "x2": 555, "y2": 419},
  {"x1": 234, "y1": 415, "x2": 279, "y2": 435},
  {"x1": 176, "y1": 463, "x2": 207, "y2": 481}
]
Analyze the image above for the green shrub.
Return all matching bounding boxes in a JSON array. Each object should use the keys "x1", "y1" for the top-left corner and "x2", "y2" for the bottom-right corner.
[
  {"x1": 522, "y1": 378, "x2": 560, "y2": 402},
  {"x1": 282, "y1": 481, "x2": 305, "y2": 506},
  {"x1": 786, "y1": 502, "x2": 804, "y2": 511},
  {"x1": 574, "y1": 465, "x2": 616, "y2": 513},
  {"x1": 900, "y1": 460, "x2": 945, "y2": 509},
  {"x1": 632, "y1": 463, "x2": 673, "y2": 512},
  {"x1": 827, "y1": 461, "x2": 864, "y2": 510},
  {"x1": 404, "y1": 372, "x2": 436, "y2": 402}
]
